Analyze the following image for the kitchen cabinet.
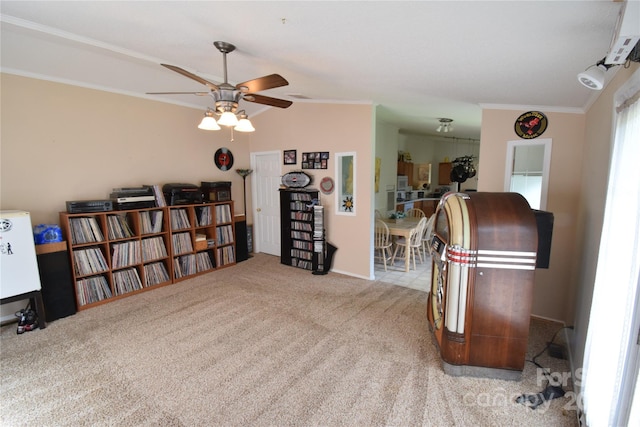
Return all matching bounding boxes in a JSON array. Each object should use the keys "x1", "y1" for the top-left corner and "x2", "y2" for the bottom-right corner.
[
  {"x1": 438, "y1": 162, "x2": 452, "y2": 185},
  {"x1": 418, "y1": 199, "x2": 438, "y2": 217},
  {"x1": 397, "y1": 161, "x2": 414, "y2": 187}
]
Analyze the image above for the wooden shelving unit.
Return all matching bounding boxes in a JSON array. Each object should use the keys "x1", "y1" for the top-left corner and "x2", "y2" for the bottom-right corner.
[
  {"x1": 60, "y1": 201, "x2": 236, "y2": 310},
  {"x1": 60, "y1": 207, "x2": 172, "y2": 310},
  {"x1": 168, "y1": 201, "x2": 235, "y2": 282}
]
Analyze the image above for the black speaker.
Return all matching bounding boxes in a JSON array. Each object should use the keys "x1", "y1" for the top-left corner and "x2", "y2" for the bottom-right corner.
[
  {"x1": 36, "y1": 243, "x2": 77, "y2": 322},
  {"x1": 235, "y1": 219, "x2": 249, "y2": 263},
  {"x1": 533, "y1": 210, "x2": 554, "y2": 269}
]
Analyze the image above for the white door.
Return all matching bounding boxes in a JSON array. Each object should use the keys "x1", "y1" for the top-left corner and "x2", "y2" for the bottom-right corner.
[{"x1": 250, "y1": 151, "x2": 281, "y2": 256}]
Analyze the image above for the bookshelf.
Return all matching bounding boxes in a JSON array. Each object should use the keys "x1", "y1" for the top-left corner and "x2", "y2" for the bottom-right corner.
[
  {"x1": 168, "y1": 201, "x2": 235, "y2": 282},
  {"x1": 279, "y1": 188, "x2": 320, "y2": 271},
  {"x1": 60, "y1": 202, "x2": 236, "y2": 310},
  {"x1": 60, "y1": 207, "x2": 172, "y2": 310}
]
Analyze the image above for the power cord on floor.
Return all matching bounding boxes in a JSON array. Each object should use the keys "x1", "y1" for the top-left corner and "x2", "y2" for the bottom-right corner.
[{"x1": 516, "y1": 325, "x2": 574, "y2": 409}]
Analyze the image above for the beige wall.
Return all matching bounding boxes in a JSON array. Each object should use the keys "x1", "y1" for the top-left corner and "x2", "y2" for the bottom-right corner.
[
  {"x1": 1, "y1": 74, "x2": 253, "y2": 223},
  {"x1": 250, "y1": 102, "x2": 375, "y2": 279},
  {"x1": 1, "y1": 73, "x2": 376, "y2": 281},
  {"x1": 478, "y1": 108, "x2": 586, "y2": 323}
]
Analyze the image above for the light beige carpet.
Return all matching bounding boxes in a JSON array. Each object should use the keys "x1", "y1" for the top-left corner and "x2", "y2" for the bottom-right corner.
[{"x1": 0, "y1": 253, "x2": 577, "y2": 426}]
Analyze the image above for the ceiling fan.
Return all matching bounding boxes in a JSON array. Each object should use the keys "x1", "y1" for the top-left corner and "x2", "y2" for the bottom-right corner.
[{"x1": 148, "y1": 41, "x2": 292, "y2": 129}]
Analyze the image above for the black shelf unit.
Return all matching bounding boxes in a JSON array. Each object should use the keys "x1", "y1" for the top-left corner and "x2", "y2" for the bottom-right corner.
[{"x1": 279, "y1": 188, "x2": 321, "y2": 271}]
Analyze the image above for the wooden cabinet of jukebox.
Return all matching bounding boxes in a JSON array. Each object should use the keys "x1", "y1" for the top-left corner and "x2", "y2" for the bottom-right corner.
[{"x1": 427, "y1": 192, "x2": 543, "y2": 380}]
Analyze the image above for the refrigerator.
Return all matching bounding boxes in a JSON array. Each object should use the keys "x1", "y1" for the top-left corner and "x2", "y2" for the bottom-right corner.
[{"x1": 0, "y1": 210, "x2": 42, "y2": 300}]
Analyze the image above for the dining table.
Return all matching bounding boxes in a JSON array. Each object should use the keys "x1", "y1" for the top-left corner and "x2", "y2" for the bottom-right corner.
[{"x1": 381, "y1": 217, "x2": 422, "y2": 272}]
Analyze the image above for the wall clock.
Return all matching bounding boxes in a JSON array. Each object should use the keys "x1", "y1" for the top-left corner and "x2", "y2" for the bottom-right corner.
[
  {"x1": 214, "y1": 147, "x2": 234, "y2": 171},
  {"x1": 514, "y1": 111, "x2": 548, "y2": 139}
]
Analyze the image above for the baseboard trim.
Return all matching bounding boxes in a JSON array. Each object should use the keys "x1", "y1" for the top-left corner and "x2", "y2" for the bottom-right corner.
[{"x1": 530, "y1": 313, "x2": 566, "y2": 325}]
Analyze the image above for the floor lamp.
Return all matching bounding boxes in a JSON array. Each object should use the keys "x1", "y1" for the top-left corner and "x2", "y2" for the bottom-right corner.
[
  {"x1": 235, "y1": 168, "x2": 253, "y2": 217},
  {"x1": 235, "y1": 168, "x2": 253, "y2": 260}
]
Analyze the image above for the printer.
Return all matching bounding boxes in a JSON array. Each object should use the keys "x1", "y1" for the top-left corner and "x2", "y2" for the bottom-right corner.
[{"x1": 162, "y1": 183, "x2": 203, "y2": 206}]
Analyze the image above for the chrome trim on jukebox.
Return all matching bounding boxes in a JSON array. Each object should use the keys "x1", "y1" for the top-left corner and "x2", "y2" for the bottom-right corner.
[
  {"x1": 476, "y1": 249, "x2": 536, "y2": 270},
  {"x1": 446, "y1": 245, "x2": 477, "y2": 266}
]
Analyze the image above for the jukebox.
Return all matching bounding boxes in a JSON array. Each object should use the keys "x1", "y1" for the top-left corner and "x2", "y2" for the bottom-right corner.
[{"x1": 427, "y1": 192, "x2": 539, "y2": 380}]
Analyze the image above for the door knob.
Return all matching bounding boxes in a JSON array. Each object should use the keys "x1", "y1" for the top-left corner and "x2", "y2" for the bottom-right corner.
[{"x1": 256, "y1": 208, "x2": 261, "y2": 212}]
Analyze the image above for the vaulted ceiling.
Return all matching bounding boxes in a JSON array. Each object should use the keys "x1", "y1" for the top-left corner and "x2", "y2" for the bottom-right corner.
[{"x1": 0, "y1": 1, "x2": 627, "y2": 139}]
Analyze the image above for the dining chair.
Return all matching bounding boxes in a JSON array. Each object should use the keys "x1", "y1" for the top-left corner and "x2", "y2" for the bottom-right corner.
[
  {"x1": 391, "y1": 216, "x2": 427, "y2": 271},
  {"x1": 421, "y1": 213, "x2": 436, "y2": 260},
  {"x1": 405, "y1": 208, "x2": 426, "y2": 218},
  {"x1": 374, "y1": 219, "x2": 393, "y2": 271}
]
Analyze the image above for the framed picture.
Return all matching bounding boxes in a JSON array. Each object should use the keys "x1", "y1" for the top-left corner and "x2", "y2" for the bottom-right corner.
[
  {"x1": 336, "y1": 152, "x2": 356, "y2": 215},
  {"x1": 283, "y1": 149, "x2": 297, "y2": 165},
  {"x1": 302, "y1": 152, "x2": 329, "y2": 169}
]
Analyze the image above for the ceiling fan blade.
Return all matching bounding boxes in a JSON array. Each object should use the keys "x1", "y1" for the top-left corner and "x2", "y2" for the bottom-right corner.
[
  {"x1": 236, "y1": 74, "x2": 289, "y2": 93},
  {"x1": 161, "y1": 64, "x2": 219, "y2": 90},
  {"x1": 244, "y1": 93, "x2": 293, "y2": 109},
  {"x1": 146, "y1": 91, "x2": 210, "y2": 96}
]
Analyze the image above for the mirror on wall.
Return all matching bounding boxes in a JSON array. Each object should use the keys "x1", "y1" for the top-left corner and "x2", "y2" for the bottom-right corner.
[
  {"x1": 336, "y1": 152, "x2": 356, "y2": 215},
  {"x1": 504, "y1": 138, "x2": 552, "y2": 210}
]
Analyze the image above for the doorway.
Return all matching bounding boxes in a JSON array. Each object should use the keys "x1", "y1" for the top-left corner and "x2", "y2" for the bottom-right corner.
[{"x1": 250, "y1": 151, "x2": 281, "y2": 256}]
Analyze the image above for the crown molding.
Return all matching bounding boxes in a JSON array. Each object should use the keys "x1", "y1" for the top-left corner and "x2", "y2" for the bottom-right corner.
[{"x1": 479, "y1": 103, "x2": 586, "y2": 114}]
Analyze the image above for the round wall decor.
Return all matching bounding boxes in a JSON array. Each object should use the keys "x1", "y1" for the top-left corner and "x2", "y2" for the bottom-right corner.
[
  {"x1": 514, "y1": 111, "x2": 548, "y2": 139},
  {"x1": 319, "y1": 176, "x2": 335, "y2": 194},
  {"x1": 214, "y1": 147, "x2": 234, "y2": 171}
]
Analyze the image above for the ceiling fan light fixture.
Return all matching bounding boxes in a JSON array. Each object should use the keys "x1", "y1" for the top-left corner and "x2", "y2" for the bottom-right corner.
[
  {"x1": 198, "y1": 110, "x2": 221, "y2": 130},
  {"x1": 234, "y1": 112, "x2": 255, "y2": 132},
  {"x1": 218, "y1": 110, "x2": 239, "y2": 127},
  {"x1": 153, "y1": 40, "x2": 292, "y2": 135}
]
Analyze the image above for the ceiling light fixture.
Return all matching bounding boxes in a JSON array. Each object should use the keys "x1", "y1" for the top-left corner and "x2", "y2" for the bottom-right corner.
[
  {"x1": 234, "y1": 111, "x2": 256, "y2": 133},
  {"x1": 437, "y1": 118, "x2": 454, "y2": 133},
  {"x1": 577, "y1": 57, "x2": 617, "y2": 90},
  {"x1": 198, "y1": 109, "x2": 221, "y2": 130},
  {"x1": 197, "y1": 103, "x2": 255, "y2": 133}
]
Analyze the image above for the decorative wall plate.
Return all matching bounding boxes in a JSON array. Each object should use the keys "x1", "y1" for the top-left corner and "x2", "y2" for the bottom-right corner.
[
  {"x1": 514, "y1": 111, "x2": 548, "y2": 139},
  {"x1": 281, "y1": 171, "x2": 312, "y2": 188},
  {"x1": 214, "y1": 147, "x2": 234, "y2": 171},
  {"x1": 320, "y1": 176, "x2": 335, "y2": 194}
]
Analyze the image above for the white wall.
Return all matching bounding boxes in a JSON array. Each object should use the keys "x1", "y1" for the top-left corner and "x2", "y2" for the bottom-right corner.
[{"x1": 374, "y1": 117, "x2": 400, "y2": 213}]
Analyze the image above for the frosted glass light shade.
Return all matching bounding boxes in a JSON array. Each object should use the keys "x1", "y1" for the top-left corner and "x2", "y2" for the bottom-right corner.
[
  {"x1": 198, "y1": 115, "x2": 221, "y2": 130},
  {"x1": 218, "y1": 111, "x2": 239, "y2": 127},
  {"x1": 235, "y1": 118, "x2": 255, "y2": 132}
]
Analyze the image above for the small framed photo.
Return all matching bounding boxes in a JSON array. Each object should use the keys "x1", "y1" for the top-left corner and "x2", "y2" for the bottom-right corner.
[{"x1": 283, "y1": 150, "x2": 297, "y2": 165}]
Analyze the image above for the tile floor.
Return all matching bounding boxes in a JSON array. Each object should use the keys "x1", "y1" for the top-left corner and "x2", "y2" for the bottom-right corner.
[{"x1": 374, "y1": 248, "x2": 432, "y2": 293}]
